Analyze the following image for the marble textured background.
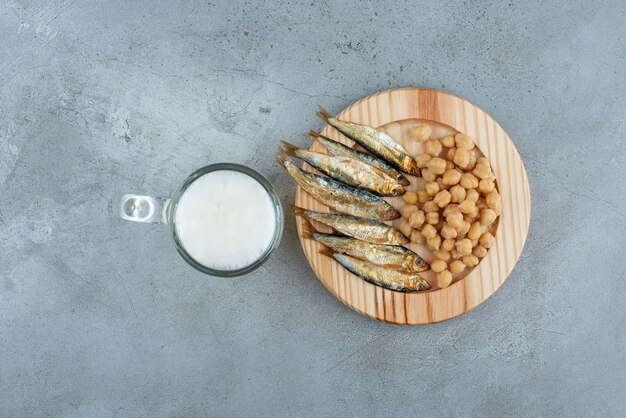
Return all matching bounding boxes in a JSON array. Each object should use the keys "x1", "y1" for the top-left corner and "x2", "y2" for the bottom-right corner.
[{"x1": 1, "y1": 0, "x2": 625, "y2": 416}]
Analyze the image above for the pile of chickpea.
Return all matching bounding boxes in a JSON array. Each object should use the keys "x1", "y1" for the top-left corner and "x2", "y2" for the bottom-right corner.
[{"x1": 400, "y1": 125, "x2": 502, "y2": 289}]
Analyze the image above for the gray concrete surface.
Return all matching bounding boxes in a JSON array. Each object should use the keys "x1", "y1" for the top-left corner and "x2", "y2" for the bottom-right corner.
[{"x1": 1, "y1": 0, "x2": 625, "y2": 416}]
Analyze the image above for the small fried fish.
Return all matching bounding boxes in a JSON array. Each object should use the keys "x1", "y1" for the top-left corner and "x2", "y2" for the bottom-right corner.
[
  {"x1": 279, "y1": 140, "x2": 404, "y2": 197},
  {"x1": 313, "y1": 232, "x2": 428, "y2": 273},
  {"x1": 277, "y1": 154, "x2": 400, "y2": 221},
  {"x1": 330, "y1": 252, "x2": 430, "y2": 292},
  {"x1": 293, "y1": 207, "x2": 407, "y2": 244},
  {"x1": 316, "y1": 106, "x2": 419, "y2": 175},
  {"x1": 308, "y1": 130, "x2": 410, "y2": 186}
]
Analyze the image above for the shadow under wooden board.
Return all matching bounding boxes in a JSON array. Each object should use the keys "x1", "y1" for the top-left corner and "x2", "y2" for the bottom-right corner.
[{"x1": 295, "y1": 87, "x2": 531, "y2": 325}]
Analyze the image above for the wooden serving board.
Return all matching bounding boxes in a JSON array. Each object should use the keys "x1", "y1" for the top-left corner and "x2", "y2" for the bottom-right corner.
[{"x1": 295, "y1": 88, "x2": 531, "y2": 325}]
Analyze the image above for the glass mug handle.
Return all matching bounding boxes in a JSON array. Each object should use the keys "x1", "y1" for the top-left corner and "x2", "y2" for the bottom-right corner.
[{"x1": 116, "y1": 194, "x2": 171, "y2": 224}]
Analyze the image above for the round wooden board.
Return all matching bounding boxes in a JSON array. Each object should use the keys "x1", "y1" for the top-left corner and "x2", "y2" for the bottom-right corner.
[{"x1": 295, "y1": 88, "x2": 531, "y2": 325}]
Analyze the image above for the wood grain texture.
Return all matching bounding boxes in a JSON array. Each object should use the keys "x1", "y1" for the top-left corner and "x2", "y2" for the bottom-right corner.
[{"x1": 295, "y1": 88, "x2": 531, "y2": 325}]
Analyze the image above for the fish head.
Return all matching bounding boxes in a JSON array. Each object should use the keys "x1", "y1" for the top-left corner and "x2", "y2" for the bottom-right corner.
[
  {"x1": 417, "y1": 277, "x2": 431, "y2": 290},
  {"x1": 410, "y1": 257, "x2": 430, "y2": 272},
  {"x1": 401, "y1": 156, "x2": 419, "y2": 175},
  {"x1": 398, "y1": 176, "x2": 411, "y2": 187},
  {"x1": 380, "y1": 206, "x2": 402, "y2": 221},
  {"x1": 391, "y1": 229, "x2": 410, "y2": 245},
  {"x1": 386, "y1": 183, "x2": 406, "y2": 197}
]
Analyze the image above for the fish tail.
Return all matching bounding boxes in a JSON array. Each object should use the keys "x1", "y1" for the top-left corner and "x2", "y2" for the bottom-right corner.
[
  {"x1": 308, "y1": 130, "x2": 335, "y2": 154},
  {"x1": 278, "y1": 140, "x2": 301, "y2": 159},
  {"x1": 307, "y1": 130, "x2": 321, "y2": 141},
  {"x1": 291, "y1": 205, "x2": 307, "y2": 217},
  {"x1": 318, "y1": 247, "x2": 334, "y2": 259},
  {"x1": 275, "y1": 145, "x2": 290, "y2": 169},
  {"x1": 299, "y1": 218, "x2": 316, "y2": 239},
  {"x1": 276, "y1": 145, "x2": 299, "y2": 173},
  {"x1": 316, "y1": 106, "x2": 334, "y2": 124}
]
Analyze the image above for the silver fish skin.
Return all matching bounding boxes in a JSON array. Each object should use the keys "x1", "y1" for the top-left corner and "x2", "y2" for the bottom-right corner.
[
  {"x1": 294, "y1": 207, "x2": 408, "y2": 245},
  {"x1": 308, "y1": 130, "x2": 410, "y2": 186},
  {"x1": 332, "y1": 253, "x2": 430, "y2": 292},
  {"x1": 277, "y1": 155, "x2": 400, "y2": 221},
  {"x1": 316, "y1": 106, "x2": 419, "y2": 175},
  {"x1": 313, "y1": 233, "x2": 429, "y2": 273},
  {"x1": 279, "y1": 141, "x2": 404, "y2": 196}
]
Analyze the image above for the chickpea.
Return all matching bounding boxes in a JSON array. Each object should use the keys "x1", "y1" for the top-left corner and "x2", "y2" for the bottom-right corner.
[
  {"x1": 462, "y1": 254, "x2": 479, "y2": 268},
  {"x1": 467, "y1": 222, "x2": 482, "y2": 240},
  {"x1": 493, "y1": 201, "x2": 502, "y2": 216},
  {"x1": 434, "y1": 190, "x2": 452, "y2": 208},
  {"x1": 466, "y1": 153, "x2": 477, "y2": 170},
  {"x1": 453, "y1": 147, "x2": 470, "y2": 168},
  {"x1": 449, "y1": 185, "x2": 466, "y2": 203},
  {"x1": 427, "y1": 235, "x2": 441, "y2": 251},
  {"x1": 443, "y1": 204, "x2": 459, "y2": 217},
  {"x1": 478, "y1": 178, "x2": 495, "y2": 194},
  {"x1": 466, "y1": 207, "x2": 479, "y2": 219},
  {"x1": 476, "y1": 156, "x2": 490, "y2": 167},
  {"x1": 460, "y1": 172, "x2": 479, "y2": 189},
  {"x1": 471, "y1": 239, "x2": 479, "y2": 247},
  {"x1": 417, "y1": 190, "x2": 430, "y2": 203},
  {"x1": 479, "y1": 231, "x2": 495, "y2": 249},
  {"x1": 415, "y1": 153, "x2": 431, "y2": 169},
  {"x1": 458, "y1": 200, "x2": 476, "y2": 214},
  {"x1": 399, "y1": 219, "x2": 412, "y2": 238},
  {"x1": 442, "y1": 169, "x2": 462, "y2": 186},
  {"x1": 410, "y1": 124, "x2": 432, "y2": 141},
  {"x1": 473, "y1": 245, "x2": 488, "y2": 258},
  {"x1": 411, "y1": 230, "x2": 425, "y2": 244},
  {"x1": 446, "y1": 147, "x2": 457, "y2": 161},
  {"x1": 436, "y1": 178, "x2": 449, "y2": 191},
  {"x1": 402, "y1": 191, "x2": 418, "y2": 204},
  {"x1": 425, "y1": 140, "x2": 442, "y2": 156},
  {"x1": 457, "y1": 221, "x2": 471, "y2": 236},
  {"x1": 437, "y1": 270, "x2": 453, "y2": 288},
  {"x1": 476, "y1": 198, "x2": 487, "y2": 210},
  {"x1": 465, "y1": 188, "x2": 479, "y2": 202},
  {"x1": 454, "y1": 133, "x2": 475, "y2": 150},
  {"x1": 446, "y1": 210, "x2": 464, "y2": 229},
  {"x1": 426, "y1": 211, "x2": 439, "y2": 225},
  {"x1": 449, "y1": 260, "x2": 466, "y2": 274},
  {"x1": 456, "y1": 238, "x2": 473, "y2": 256},
  {"x1": 441, "y1": 223, "x2": 458, "y2": 239},
  {"x1": 434, "y1": 249, "x2": 451, "y2": 261},
  {"x1": 426, "y1": 157, "x2": 446, "y2": 175},
  {"x1": 421, "y1": 168, "x2": 437, "y2": 182},
  {"x1": 486, "y1": 190, "x2": 502, "y2": 212},
  {"x1": 425, "y1": 181, "x2": 440, "y2": 196},
  {"x1": 403, "y1": 204, "x2": 419, "y2": 217},
  {"x1": 445, "y1": 160, "x2": 455, "y2": 170},
  {"x1": 423, "y1": 201, "x2": 439, "y2": 213},
  {"x1": 421, "y1": 224, "x2": 437, "y2": 239},
  {"x1": 431, "y1": 259, "x2": 447, "y2": 274},
  {"x1": 442, "y1": 238, "x2": 456, "y2": 252},
  {"x1": 472, "y1": 163, "x2": 492, "y2": 180},
  {"x1": 443, "y1": 209, "x2": 459, "y2": 224},
  {"x1": 408, "y1": 210, "x2": 425, "y2": 228},
  {"x1": 480, "y1": 208, "x2": 497, "y2": 226},
  {"x1": 440, "y1": 135, "x2": 455, "y2": 148}
]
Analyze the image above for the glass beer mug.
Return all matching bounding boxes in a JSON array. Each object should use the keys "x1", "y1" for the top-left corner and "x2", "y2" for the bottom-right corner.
[{"x1": 116, "y1": 163, "x2": 284, "y2": 277}]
